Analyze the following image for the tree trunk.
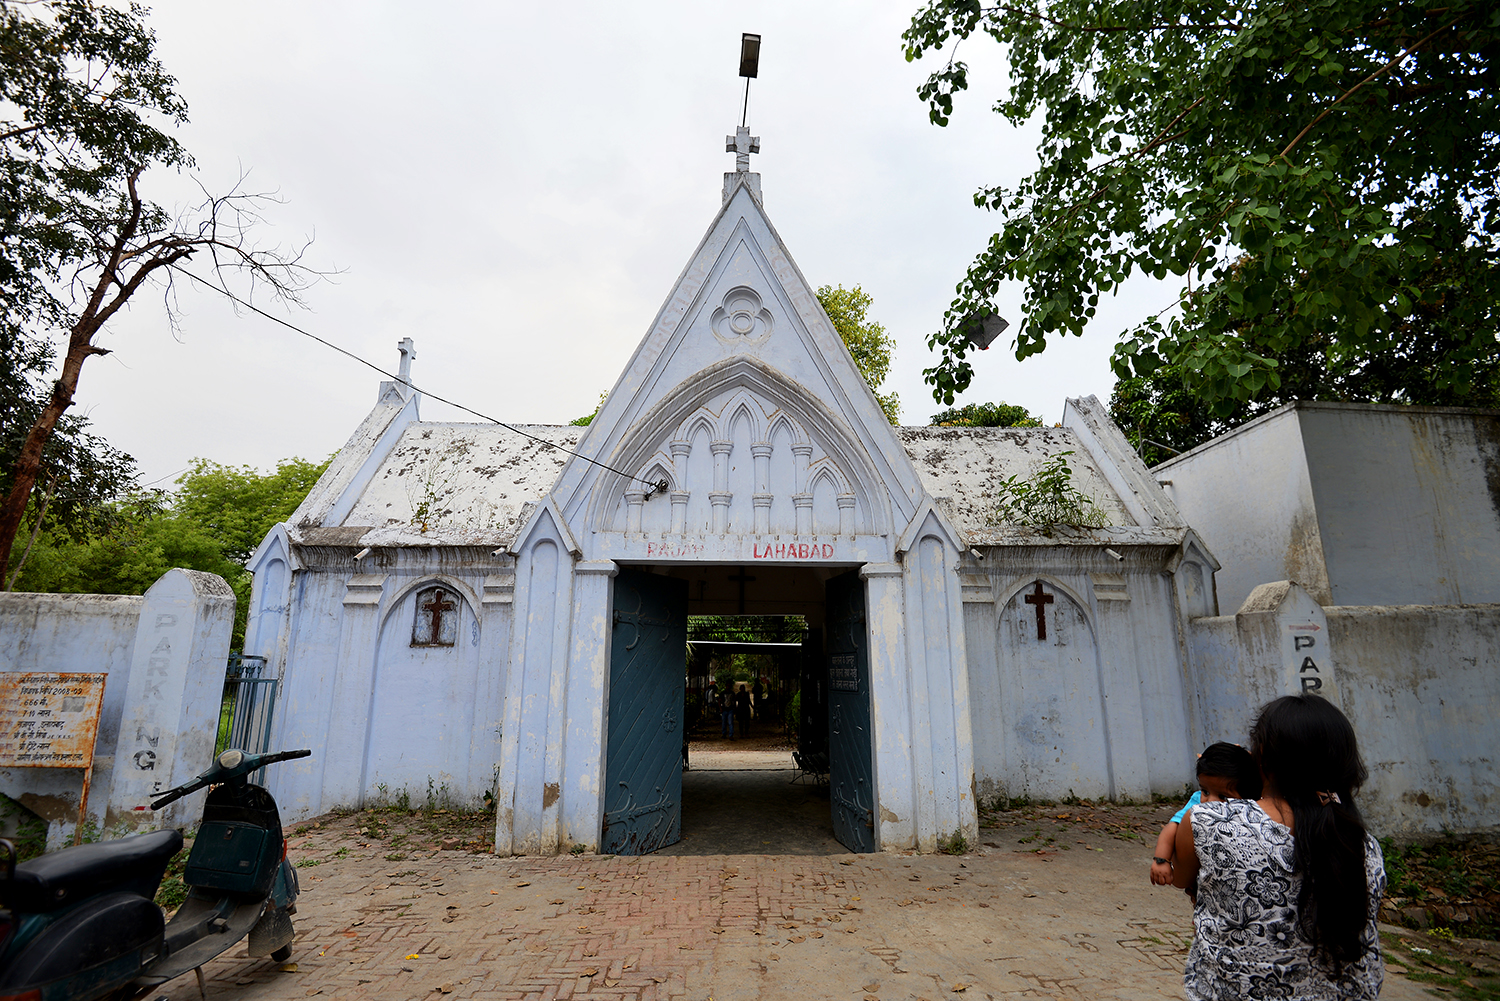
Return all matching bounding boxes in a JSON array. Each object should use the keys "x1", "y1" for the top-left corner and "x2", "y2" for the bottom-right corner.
[
  {"x1": 4, "y1": 474, "x2": 57, "y2": 591},
  {"x1": 0, "y1": 171, "x2": 146, "y2": 576},
  {"x1": 0, "y1": 316, "x2": 103, "y2": 576}
]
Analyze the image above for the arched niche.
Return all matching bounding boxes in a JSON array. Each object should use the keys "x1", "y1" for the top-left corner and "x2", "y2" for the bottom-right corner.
[
  {"x1": 364, "y1": 577, "x2": 484, "y2": 807},
  {"x1": 995, "y1": 578, "x2": 1114, "y2": 802},
  {"x1": 588, "y1": 358, "x2": 889, "y2": 540}
]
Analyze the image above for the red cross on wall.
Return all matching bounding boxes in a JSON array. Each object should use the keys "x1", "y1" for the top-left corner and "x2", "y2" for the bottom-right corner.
[
  {"x1": 1023, "y1": 581, "x2": 1054, "y2": 641},
  {"x1": 421, "y1": 588, "x2": 456, "y2": 643}
]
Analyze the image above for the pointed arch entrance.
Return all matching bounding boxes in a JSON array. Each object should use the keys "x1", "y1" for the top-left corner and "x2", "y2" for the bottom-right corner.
[{"x1": 600, "y1": 562, "x2": 874, "y2": 854}]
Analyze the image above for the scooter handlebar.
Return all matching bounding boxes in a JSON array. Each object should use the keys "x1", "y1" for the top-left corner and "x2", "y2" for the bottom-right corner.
[{"x1": 149, "y1": 748, "x2": 313, "y2": 810}]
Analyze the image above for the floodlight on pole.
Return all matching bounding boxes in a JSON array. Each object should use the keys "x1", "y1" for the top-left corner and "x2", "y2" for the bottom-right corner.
[
  {"x1": 959, "y1": 309, "x2": 1011, "y2": 351},
  {"x1": 739, "y1": 32, "x2": 760, "y2": 126}
]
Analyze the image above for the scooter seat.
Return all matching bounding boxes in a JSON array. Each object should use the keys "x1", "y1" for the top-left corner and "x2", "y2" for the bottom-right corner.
[{"x1": 1, "y1": 828, "x2": 183, "y2": 913}]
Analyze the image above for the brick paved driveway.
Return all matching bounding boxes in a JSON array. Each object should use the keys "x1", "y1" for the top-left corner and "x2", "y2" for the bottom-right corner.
[{"x1": 156, "y1": 805, "x2": 1431, "y2": 1001}]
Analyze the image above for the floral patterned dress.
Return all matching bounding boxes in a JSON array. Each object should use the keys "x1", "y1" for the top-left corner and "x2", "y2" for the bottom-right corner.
[{"x1": 1184, "y1": 799, "x2": 1385, "y2": 1000}]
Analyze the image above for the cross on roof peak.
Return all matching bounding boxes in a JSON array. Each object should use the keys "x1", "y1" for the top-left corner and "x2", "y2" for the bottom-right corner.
[
  {"x1": 725, "y1": 126, "x2": 760, "y2": 173},
  {"x1": 397, "y1": 337, "x2": 416, "y2": 385}
]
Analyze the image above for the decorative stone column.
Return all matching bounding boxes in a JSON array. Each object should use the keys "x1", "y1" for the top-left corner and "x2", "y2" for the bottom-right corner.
[
  {"x1": 669, "y1": 440, "x2": 692, "y2": 533},
  {"x1": 793, "y1": 494, "x2": 813, "y2": 534},
  {"x1": 792, "y1": 443, "x2": 812, "y2": 492},
  {"x1": 751, "y1": 442, "x2": 773, "y2": 534},
  {"x1": 562, "y1": 560, "x2": 618, "y2": 851},
  {"x1": 710, "y1": 440, "x2": 733, "y2": 535},
  {"x1": 837, "y1": 494, "x2": 856, "y2": 536},
  {"x1": 624, "y1": 489, "x2": 647, "y2": 533},
  {"x1": 320, "y1": 573, "x2": 386, "y2": 810}
]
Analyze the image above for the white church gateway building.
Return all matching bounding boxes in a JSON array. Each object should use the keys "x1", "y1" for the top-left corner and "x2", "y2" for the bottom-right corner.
[{"x1": 243, "y1": 137, "x2": 1495, "y2": 855}]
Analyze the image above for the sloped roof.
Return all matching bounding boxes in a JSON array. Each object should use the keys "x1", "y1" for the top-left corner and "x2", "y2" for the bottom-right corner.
[{"x1": 290, "y1": 418, "x2": 1178, "y2": 550}]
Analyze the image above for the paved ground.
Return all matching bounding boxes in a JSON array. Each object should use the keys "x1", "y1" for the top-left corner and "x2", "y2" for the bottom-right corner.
[{"x1": 155, "y1": 773, "x2": 1438, "y2": 1001}]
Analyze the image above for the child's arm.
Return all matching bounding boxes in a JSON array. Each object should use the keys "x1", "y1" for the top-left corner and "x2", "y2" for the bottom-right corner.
[
  {"x1": 1151, "y1": 822, "x2": 1177, "y2": 885},
  {"x1": 1172, "y1": 810, "x2": 1201, "y2": 889}
]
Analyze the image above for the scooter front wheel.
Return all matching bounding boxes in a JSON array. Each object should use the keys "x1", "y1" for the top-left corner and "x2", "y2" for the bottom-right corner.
[{"x1": 271, "y1": 944, "x2": 292, "y2": 962}]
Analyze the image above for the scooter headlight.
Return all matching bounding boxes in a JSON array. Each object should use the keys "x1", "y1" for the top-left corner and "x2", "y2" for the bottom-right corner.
[{"x1": 217, "y1": 749, "x2": 245, "y2": 770}]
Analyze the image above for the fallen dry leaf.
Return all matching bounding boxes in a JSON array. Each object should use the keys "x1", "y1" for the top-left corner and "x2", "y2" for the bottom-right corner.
[
  {"x1": 515, "y1": 882, "x2": 530, "y2": 888},
  {"x1": 582, "y1": 968, "x2": 598, "y2": 977},
  {"x1": 605, "y1": 979, "x2": 620, "y2": 987},
  {"x1": 438, "y1": 984, "x2": 453, "y2": 994},
  {"x1": 952, "y1": 984, "x2": 970, "y2": 993}
]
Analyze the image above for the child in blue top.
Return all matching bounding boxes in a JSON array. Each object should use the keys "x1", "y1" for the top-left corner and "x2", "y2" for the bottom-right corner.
[{"x1": 1150, "y1": 742, "x2": 1261, "y2": 887}]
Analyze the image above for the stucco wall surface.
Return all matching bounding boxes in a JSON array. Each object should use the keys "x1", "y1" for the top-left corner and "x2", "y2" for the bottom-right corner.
[
  {"x1": 1154, "y1": 408, "x2": 1327, "y2": 612},
  {"x1": 0, "y1": 592, "x2": 143, "y2": 842},
  {"x1": 1298, "y1": 407, "x2": 1500, "y2": 606},
  {"x1": 1187, "y1": 599, "x2": 1500, "y2": 836},
  {"x1": 0, "y1": 571, "x2": 234, "y2": 845},
  {"x1": 1328, "y1": 603, "x2": 1500, "y2": 836}
]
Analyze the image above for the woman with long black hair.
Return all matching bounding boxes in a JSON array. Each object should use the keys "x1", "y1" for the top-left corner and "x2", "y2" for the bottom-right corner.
[{"x1": 1173, "y1": 694, "x2": 1386, "y2": 999}]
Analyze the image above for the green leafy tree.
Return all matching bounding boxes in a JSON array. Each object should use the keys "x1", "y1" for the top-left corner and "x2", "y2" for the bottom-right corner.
[
  {"x1": 0, "y1": 0, "x2": 318, "y2": 577},
  {"x1": 9, "y1": 456, "x2": 329, "y2": 646},
  {"x1": 2, "y1": 332, "x2": 138, "y2": 588},
  {"x1": 903, "y1": 1, "x2": 1499, "y2": 413},
  {"x1": 930, "y1": 401, "x2": 1042, "y2": 427},
  {"x1": 817, "y1": 285, "x2": 902, "y2": 424},
  {"x1": 1112, "y1": 255, "x2": 1500, "y2": 464},
  {"x1": 172, "y1": 457, "x2": 329, "y2": 564}
]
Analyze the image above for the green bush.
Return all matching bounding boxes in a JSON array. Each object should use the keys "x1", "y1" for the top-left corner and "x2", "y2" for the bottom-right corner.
[{"x1": 784, "y1": 690, "x2": 802, "y2": 740}]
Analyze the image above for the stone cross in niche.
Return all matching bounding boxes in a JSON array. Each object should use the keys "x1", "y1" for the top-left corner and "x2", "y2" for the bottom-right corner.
[
  {"x1": 420, "y1": 588, "x2": 455, "y2": 645},
  {"x1": 1024, "y1": 581, "x2": 1054, "y2": 641}
]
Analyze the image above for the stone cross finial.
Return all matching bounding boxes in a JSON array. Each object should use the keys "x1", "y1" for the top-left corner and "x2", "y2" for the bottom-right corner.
[
  {"x1": 397, "y1": 337, "x2": 416, "y2": 385},
  {"x1": 725, "y1": 126, "x2": 761, "y2": 172}
]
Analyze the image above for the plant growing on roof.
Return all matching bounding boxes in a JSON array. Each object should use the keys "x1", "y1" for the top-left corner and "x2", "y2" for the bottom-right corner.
[{"x1": 990, "y1": 451, "x2": 1107, "y2": 530}]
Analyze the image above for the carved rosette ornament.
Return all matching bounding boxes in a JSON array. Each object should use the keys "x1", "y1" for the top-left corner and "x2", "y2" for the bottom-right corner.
[{"x1": 710, "y1": 287, "x2": 774, "y2": 344}]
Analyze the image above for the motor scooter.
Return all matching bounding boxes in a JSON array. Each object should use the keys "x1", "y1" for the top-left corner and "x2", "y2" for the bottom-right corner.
[{"x1": 0, "y1": 747, "x2": 311, "y2": 1001}]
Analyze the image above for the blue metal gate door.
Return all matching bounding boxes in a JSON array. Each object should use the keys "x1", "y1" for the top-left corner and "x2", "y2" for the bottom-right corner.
[
  {"x1": 602, "y1": 568, "x2": 688, "y2": 855},
  {"x1": 826, "y1": 569, "x2": 876, "y2": 852}
]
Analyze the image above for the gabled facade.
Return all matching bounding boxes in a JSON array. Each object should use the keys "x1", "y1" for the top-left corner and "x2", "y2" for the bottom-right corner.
[{"x1": 246, "y1": 164, "x2": 1218, "y2": 854}]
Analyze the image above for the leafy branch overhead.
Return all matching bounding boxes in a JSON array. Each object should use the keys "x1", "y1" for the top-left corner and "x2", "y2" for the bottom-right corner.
[{"x1": 904, "y1": 1, "x2": 1499, "y2": 413}]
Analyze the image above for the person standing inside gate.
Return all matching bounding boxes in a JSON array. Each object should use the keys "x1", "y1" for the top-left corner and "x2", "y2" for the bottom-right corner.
[
  {"x1": 735, "y1": 684, "x2": 752, "y2": 738},
  {"x1": 718, "y1": 684, "x2": 735, "y2": 740},
  {"x1": 1173, "y1": 694, "x2": 1385, "y2": 999}
]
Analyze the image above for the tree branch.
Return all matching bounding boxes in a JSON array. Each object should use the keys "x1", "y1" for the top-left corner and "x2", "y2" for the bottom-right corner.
[
  {"x1": 980, "y1": 3, "x2": 1241, "y2": 33},
  {"x1": 1280, "y1": 14, "x2": 1465, "y2": 161}
]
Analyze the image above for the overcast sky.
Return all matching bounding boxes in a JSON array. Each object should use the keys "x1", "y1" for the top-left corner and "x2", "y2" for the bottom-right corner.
[{"x1": 80, "y1": 1, "x2": 1182, "y2": 488}]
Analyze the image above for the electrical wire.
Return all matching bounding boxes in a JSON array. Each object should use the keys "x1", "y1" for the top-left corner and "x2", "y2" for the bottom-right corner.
[{"x1": 167, "y1": 264, "x2": 666, "y2": 495}]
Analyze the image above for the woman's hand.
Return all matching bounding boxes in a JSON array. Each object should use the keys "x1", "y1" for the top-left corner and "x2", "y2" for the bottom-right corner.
[{"x1": 1150, "y1": 859, "x2": 1174, "y2": 885}]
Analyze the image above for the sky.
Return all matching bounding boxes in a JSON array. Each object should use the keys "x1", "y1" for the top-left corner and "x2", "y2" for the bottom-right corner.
[{"x1": 79, "y1": 1, "x2": 1183, "y2": 489}]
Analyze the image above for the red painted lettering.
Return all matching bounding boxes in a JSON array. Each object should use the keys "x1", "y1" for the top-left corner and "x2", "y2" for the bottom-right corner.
[{"x1": 822, "y1": 544, "x2": 834, "y2": 558}]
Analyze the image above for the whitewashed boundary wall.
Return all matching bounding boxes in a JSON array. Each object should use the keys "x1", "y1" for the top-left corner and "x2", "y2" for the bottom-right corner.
[
  {"x1": 0, "y1": 569, "x2": 235, "y2": 846},
  {"x1": 1186, "y1": 581, "x2": 1500, "y2": 836}
]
